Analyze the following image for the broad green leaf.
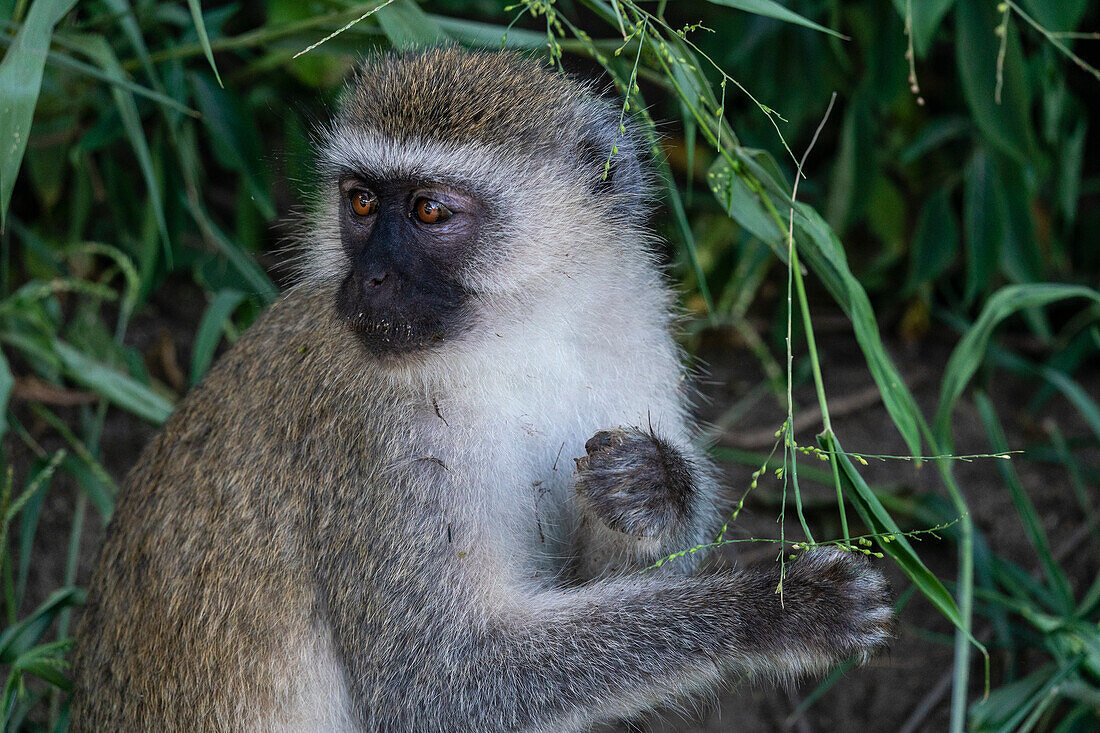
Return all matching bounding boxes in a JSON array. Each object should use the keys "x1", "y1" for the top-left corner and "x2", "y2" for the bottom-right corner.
[
  {"x1": 707, "y1": 149, "x2": 924, "y2": 458},
  {"x1": 1018, "y1": 0, "x2": 1089, "y2": 31},
  {"x1": 269, "y1": 0, "x2": 349, "y2": 86},
  {"x1": 994, "y1": 155, "x2": 1041, "y2": 284},
  {"x1": 11, "y1": 644, "x2": 72, "y2": 690},
  {"x1": 15, "y1": 460, "x2": 50, "y2": 610},
  {"x1": 186, "y1": 0, "x2": 224, "y2": 87},
  {"x1": 865, "y1": 177, "x2": 906, "y2": 253},
  {"x1": 1059, "y1": 118, "x2": 1087, "y2": 225},
  {"x1": 705, "y1": 0, "x2": 845, "y2": 39},
  {"x1": 190, "y1": 73, "x2": 276, "y2": 221},
  {"x1": 102, "y1": 0, "x2": 159, "y2": 87},
  {"x1": 377, "y1": 0, "x2": 447, "y2": 46},
  {"x1": 899, "y1": 116, "x2": 971, "y2": 164},
  {"x1": 52, "y1": 340, "x2": 175, "y2": 424},
  {"x1": 28, "y1": 405, "x2": 119, "y2": 517},
  {"x1": 190, "y1": 289, "x2": 247, "y2": 386},
  {"x1": 60, "y1": 452, "x2": 114, "y2": 520},
  {"x1": 825, "y1": 95, "x2": 874, "y2": 231},
  {"x1": 963, "y1": 152, "x2": 1003, "y2": 304},
  {"x1": 1033, "y1": 367, "x2": 1100, "y2": 446},
  {"x1": 906, "y1": 187, "x2": 957, "y2": 292},
  {"x1": 969, "y1": 664, "x2": 1060, "y2": 733},
  {"x1": 183, "y1": 191, "x2": 278, "y2": 302},
  {"x1": 660, "y1": 158, "x2": 713, "y2": 317},
  {"x1": 955, "y1": 1, "x2": 1035, "y2": 163},
  {"x1": 933, "y1": 284, "x2": 1100, "y2": 449},
  {"x1": 24, "y1": 121, "x2": 66, "y2": 210},
  {"x1": 434, "y1": 17, "x2": 547, "y2": 49},
  {"x1": 993, "y1": 341, "x2": 1100, "y2": 448},
  {"x1": 665, "y1": 35, "x2": 721, "y2": 112},
  {"x1": 0, "y1": 0, "x2": 78, "y2": 229},
  {"x1": 707, "y1": 156, "x2": 783, "y2": 249}
]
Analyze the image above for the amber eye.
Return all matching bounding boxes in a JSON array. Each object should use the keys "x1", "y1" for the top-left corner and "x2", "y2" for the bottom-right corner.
[
  {"x1": 349, "y1": 190, "x2": 377, "y2": 216},
  {"x1": 414, "y1": 198, "x2": 452, "y2": 224}
]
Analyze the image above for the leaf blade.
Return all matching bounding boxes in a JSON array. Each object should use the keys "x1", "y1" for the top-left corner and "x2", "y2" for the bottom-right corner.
[{"x1": 0, "y1": 0, "x2": 79, "y2": 228}]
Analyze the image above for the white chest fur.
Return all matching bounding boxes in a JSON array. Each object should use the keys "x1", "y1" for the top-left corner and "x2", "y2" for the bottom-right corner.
[{"x1": 417, "y1": 313, "x2": 688, "y2": 581}]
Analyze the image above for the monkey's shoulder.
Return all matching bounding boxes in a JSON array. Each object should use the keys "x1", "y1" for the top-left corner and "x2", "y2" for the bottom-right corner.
[
  {"x1": 185, "y1": 285, "x2": 374, "y2": 418},
  {"x1": 124, "y1": 286, "x2": 388, "y2": 500}
]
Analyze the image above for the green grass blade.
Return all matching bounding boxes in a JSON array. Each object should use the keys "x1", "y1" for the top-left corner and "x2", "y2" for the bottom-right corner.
[
  {"x1": 1049, "y1": 425, "x2": 1100, "y2": 561},
  {"x1": 974, "y1": 392, "x2": 1074, "y2": 612},
  {"x1": 3, "y1": 450, "x2": 62, "y2": 524},
  {"x1": 62, "y1": 33, "x2": 172, "y2": 263},
  {"x1": 59, "y1": 453, "x2": 113, "y2": 520},
  {"x1": 707, "y1": 156, "x2": 785, "y2": 249},
  {"x1": 890, "y1": 0, "x2": 957, "y2": 56},
  {"x1": 100, "y1": 0, "x2": 159, "y2": 83},
  {"x1": 10, "y1": 641, "x2": 71, "y2": 691},
  {"x1": 963, "y1": 151, "x2": 1002, "y2": 305},
  {"x1": 190, "y1": 289, "x2": 246, "y2": 386},
  {"x1": 906, "y1": 187, "x2": 958, "y2": 294},
  {"x1": 28, "y1": 406, "x2": 118, "y2": 517},
  {"x1": 0, "y1": 38, "x2": 198, "y2": 116},
  {"x1": 933, "y1": 284, "x2": 1100, "y2": 450},
  {"x1": 52, "y1": 340, "x2": 174, "y2": 424},
  {"x1": 0, "y1": 586, "x2": 83, "y2": 662},
  {"x1": 819, "y1": 433, "x2": 978, "y2": 641},
  {"x1": 0, "y1": 350, "x2": 11, "y2": 442},
  {"x1": 185, "y1": 0, "x2": 224, "y2": 87},
  {"x1": 0, "y1": 0, "x2": 78, "y2": 229},
  {"x1": 661, "y1": 161, "x2": 714, "y2": 319},
  {"x1": 182, "y1": 192, "x2": 278, "y2": 302},
  {"x1": 190, "y1": 73, "x2": 276, "y2": 221},
  {"x1": 704, "y1": 0, "x2": 846, "y2": 38},
  {"x1": 14, "y1": 468, "x2": 47, "y2": 613},
  {"x1": 796, "y1": 204, "x2": 924, "y2": 456}
]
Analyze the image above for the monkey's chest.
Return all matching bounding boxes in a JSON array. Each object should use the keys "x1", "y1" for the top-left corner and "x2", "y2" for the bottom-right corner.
[{"x1": 422, "y1": 404, "x2": 592, "y2": 578}]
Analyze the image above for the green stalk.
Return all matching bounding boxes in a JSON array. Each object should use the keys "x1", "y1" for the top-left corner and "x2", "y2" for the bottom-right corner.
[
  {"x1": 790, "y1": 249, "x2": 849, "y2": 540},
  {"x1": 784, "y1": 246, "x2": 814, "y2": 544}
]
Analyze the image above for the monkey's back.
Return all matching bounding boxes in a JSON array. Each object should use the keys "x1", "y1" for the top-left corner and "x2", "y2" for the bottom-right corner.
[{"x1": 70, "y1": 286, "x2": 382, "y2": 730}]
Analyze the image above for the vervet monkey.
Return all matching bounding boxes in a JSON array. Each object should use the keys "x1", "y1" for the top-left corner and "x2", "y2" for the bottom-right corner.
[{"x1": 71, "y1": 48, "x2": 893, "y2": 731}]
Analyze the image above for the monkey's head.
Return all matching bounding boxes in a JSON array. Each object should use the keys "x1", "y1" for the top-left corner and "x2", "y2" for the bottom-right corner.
[{"x1": 302, "y1": 48, "x2": 653, "y2": 361}]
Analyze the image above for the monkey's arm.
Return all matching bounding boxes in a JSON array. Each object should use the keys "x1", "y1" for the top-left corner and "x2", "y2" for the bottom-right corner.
[
  {"x1": 444, "y1": 548, "x2": 891, "y2": 731},
  {"x1": 571, "y1": 426, "x2": 721, "y2": 579}
]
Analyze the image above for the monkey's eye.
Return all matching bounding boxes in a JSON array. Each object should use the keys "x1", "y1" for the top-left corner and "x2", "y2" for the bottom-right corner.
[
  {"x1": 414, "y1": 198, "x2": 452, "y2": 224},
  {"x1": 349, "y1": 190, "x2": 377, "y2": 217}
]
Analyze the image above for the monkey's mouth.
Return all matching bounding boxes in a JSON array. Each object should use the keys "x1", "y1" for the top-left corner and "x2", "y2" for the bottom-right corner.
[
  {"x1": 335, "y1": 271, "x2": 459, "y2": 356},
  {"x1": 341, "y1": 314, "x2": 445, "y2": 354}
]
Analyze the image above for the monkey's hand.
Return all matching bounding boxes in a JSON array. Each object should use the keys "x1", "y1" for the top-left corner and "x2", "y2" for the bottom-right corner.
[
  {"x1": 759, "y1": 547, "x2": 895, "y2": 668},
  {"x1": 573, "y1": 427, "x2": 697, "y2": 539}
]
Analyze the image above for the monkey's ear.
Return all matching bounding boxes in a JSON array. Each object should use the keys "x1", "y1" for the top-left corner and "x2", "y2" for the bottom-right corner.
[{"x1": 576, "y1": 111, "x2": 648, "y2": 208}]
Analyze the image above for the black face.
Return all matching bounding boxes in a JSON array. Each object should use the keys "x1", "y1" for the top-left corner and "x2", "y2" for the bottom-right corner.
[{"x1": 334, "y1": 175, "x2": 479, "y2": 356}]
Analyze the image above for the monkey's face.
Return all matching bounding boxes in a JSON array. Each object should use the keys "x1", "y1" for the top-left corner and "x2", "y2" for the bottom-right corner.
[{"x1": 333, "y1": 175, "x2": 479, "y2": 356}]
